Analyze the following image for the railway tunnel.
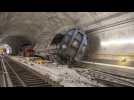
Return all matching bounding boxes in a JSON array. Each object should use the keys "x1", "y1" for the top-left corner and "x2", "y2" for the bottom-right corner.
[{"x1": 0, "y1": 12, "x2": 134, "y2": 87}]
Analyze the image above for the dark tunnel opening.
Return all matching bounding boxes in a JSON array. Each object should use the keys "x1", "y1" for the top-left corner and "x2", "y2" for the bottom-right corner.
[
  {"x1": 1, "y1": 35, "x2": 35, "y2": 56},
  {"x1": 50, "y1": 33, "x2": 65, "y2": 46},
  {"x1": 84, "y1": 33, "x2": 100, "y2": 60}
]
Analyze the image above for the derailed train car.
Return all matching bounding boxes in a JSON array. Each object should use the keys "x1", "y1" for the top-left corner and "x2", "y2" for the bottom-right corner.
[{"x1": 56, "y1": 28, "x2": 88, "y2": 64}]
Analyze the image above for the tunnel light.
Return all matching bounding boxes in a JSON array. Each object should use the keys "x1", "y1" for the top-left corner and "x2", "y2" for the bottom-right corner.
[
  {"x1": 0, "y1": 44, "x2": 12, "y2": 55},
  {"x1": 118, "y1": 57, "x2": 129, "y2": 66},
  {"x1": 6, "y1": 49, "x2": 10, "y2": 54},
  {"x1": 62, "y1": 44, "x2": 67, "y2": 49},
  {"x1": 101, "y1": 38, "x2": 134, "y2": 47}
]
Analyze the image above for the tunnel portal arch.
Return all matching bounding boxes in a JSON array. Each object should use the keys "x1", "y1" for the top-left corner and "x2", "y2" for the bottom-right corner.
[{"x1": 1, "y1": 35, "x2": 35, "y2": 55}]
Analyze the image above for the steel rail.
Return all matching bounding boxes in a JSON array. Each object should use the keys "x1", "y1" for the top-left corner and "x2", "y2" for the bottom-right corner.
[{"x1": 3, "y1": 57, "x2": 26, "y2": 87}]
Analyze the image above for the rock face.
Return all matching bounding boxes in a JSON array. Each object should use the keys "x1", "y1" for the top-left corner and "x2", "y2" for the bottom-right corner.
[
  {"x1": 0, "y1": 12, "x2": 134, "y2": 63},
  {"x1": 0, "y1": 12, "x2": 76, "y2": 50},
  {"x1": 0, "y1": 12, "x2": 119, "y2": 50}
]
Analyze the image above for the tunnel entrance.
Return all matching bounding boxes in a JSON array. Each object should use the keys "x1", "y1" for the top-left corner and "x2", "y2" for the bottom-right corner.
[
  {"x1": 1, "y1": 35, "x2": 35, "y2": 56},
  {"x1": 83, "y1": 33, "x2": 101, "y2": 60},
  {"x1": 0, "y1": 44, "x2": 12, "y2": 55},
  {"x1": 50, "y1": 33, "x2": 65, "y2": 46}
]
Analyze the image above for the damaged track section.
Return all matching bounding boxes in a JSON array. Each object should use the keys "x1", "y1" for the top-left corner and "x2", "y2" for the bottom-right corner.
[
  {"x1": 74, "y1": 63, "x2": 134, "y2": 87},
  {"x1": 3, "y1": 56, "x2": 62, "y2": 87}
]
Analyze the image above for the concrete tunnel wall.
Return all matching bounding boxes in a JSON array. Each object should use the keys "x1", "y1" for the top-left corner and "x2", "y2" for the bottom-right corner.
[
  {"x1": 84, "y1": 12, "x2": 134, "y2": 66},
  {"x1": 0, "y1": 12, "x2": 134, "y2": 65}
]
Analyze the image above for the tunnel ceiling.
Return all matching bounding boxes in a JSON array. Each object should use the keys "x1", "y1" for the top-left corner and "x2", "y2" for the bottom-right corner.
[{"x1": 0, "y1": 12, "x2": 131, "y2": 52}]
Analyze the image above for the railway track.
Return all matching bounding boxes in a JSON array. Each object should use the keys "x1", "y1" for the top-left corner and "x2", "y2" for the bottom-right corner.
[
  {"x1": 2, "y1": 56, "x2": 134, "y2": 87},
  {"x1": 0, "y1": 57, "x2": 3, "y2": 87},
  {"x1": 0, "y1": 56, "x2": 62, "y2": 87},
  {"x1": 0, "y1": 56, "x2": 12, "y2": 87},
  {"x1": 73, "y1": 62, "x2": 134, "y2": 87},
  {"x1": 75, "y1": 67, "x2": 134, "y2": 87},
  {"x1": 89, "y1": 69, "x2": 134, "y2": 87}
]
